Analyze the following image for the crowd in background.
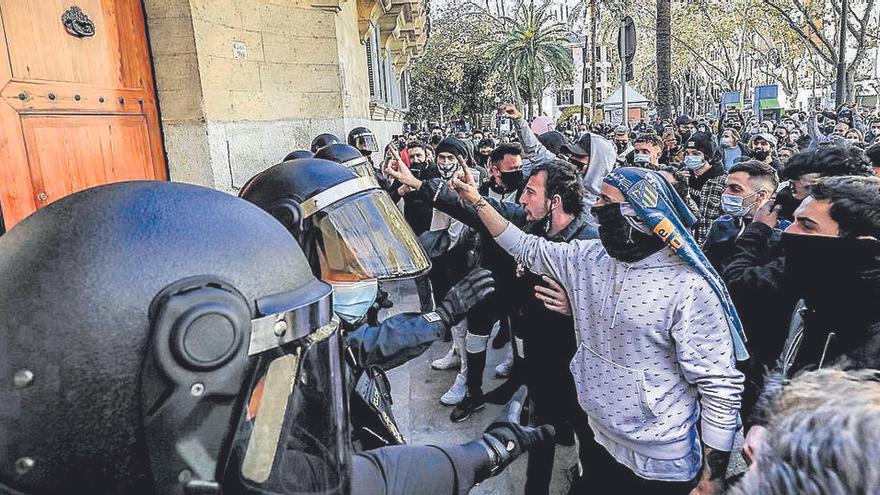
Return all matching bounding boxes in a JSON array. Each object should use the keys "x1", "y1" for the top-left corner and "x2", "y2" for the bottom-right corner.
[{"x1": 311, "y1": 102, "x2": 880, "y2": 494}]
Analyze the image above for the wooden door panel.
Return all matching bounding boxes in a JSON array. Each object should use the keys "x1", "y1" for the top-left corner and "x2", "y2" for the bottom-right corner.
[
  {"x1": 21, "y1": 115, "x2": 155, "y2": 205},
  {"x1": 0, "y1": 0, "x2": 167, "y2": 228},
  {"x1": 1, "y1": 0, "x2": 122, "y2": 87}
]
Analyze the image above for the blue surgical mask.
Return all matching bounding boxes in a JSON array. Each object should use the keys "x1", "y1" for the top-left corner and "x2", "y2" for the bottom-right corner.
[
  {"x1": 683, "y1": 155, "x2": 704, "y2": 170},
  {"x1": 721, "y1": 192, "x2": 758, "y2": 217},
  {"x1": 720, "y1": 137, "x2": 732, "y2": 148},
  {"x1": 633, "y1": 153, "x2": 651, "y2": 164},
  {"x1": 331, "y1": 279, "x2": 378, "y2": 324}
]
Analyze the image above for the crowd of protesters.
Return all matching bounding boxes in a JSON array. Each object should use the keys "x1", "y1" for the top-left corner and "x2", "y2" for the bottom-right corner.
[{"x1": 308, "y1": 101, "x2": 880, "y2": 495}]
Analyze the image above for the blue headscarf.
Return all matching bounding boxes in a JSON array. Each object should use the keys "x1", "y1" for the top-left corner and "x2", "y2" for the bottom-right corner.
[{"x1": 604, "y1": 167, "x2": 749, "y2": 361}]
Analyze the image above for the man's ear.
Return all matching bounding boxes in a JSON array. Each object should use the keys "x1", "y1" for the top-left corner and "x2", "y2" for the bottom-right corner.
[{"x1": 551, "y1": 194, "x2": 563, "y2": 210}]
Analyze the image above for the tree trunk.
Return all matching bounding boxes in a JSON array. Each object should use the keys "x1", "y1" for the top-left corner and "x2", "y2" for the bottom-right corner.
[{"x1": 656, "y1": 0, "x2": 672, "y2": 119}]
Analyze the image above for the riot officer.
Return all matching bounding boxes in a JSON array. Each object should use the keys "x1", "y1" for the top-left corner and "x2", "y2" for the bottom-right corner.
[
  {"x1": 240, "y1": 158, "x2": 496, "y2": 449},
  {"x1": 348, "y1": 126, "x2": 379, "y2": 161},
  {"x1": 311, "y1": 132, "x2": 340, "y2": 153},
  {"x1": 0, "y1": 181, "x2": 554, "y2": 494}
]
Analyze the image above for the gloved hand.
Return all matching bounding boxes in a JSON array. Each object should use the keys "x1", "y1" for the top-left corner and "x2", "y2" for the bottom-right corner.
[
  {"x1": 478, "y1": 386, "x2": 555, "y2": 480},
  {"x1": 435, "y1": 268, "x2": 495, "y2": 327}
]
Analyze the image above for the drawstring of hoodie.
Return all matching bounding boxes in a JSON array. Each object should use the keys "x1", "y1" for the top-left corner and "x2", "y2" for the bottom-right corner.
[{"x1": 610, "y1": 265, "x2": 632, "y2": 328}]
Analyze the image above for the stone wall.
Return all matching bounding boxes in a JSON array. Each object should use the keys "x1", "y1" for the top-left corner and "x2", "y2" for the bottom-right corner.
[{"x1": 143, "y1": 0, "x2": 419, "y2": 193}]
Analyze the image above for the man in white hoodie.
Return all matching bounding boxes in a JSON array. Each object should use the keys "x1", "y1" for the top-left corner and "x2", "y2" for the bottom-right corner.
[{"x1": 450, "y1": 166, "x2": 745, "y2": 495}]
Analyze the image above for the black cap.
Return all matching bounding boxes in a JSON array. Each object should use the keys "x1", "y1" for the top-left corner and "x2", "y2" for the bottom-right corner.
[
  {"x1": 675, "y1": 115, "x2": 693, "y2": 126},
  {"x1": 684, "y1": 131, "x2": 714, "y2": 158},
  {"x1": 560, "y1": 133, "x2": 592, "y2": 157},
  {"x1": 434, "y1": 136, "x2": 469, "y2": 159}
]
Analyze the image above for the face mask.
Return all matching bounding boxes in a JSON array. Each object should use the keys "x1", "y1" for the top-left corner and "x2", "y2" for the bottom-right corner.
[
  {"x1": 331, "y1": 279, "x2": 378, "y2": 325},
  {"x1": 752, "y1": 149, "x2": 770, "y2": 161},
  {"x1": 846, "y1": 138, "x2": 859, "y2": 145},
  {"x1": 500, "y1": 169, "x2": 524, "y2": 190},
  {"x1": 790, "y1": 133, "x2": 801, "y2": 141},
  {"x1": 680, "y1": 130, "x2": 692, "y2": 141},
  {"x1": 633, "y1": 153, "x2": 651, "y2": 165},
  {"x1": 615, "y1": 141, "x2": 628, "y2": 153},
  {"x1": 591, "y1": 203, "x2": 665, "y2": 263},
  {"x1": 721, "y1": 191, "x2": 759, "y2": 217},
  {"x1": 438, "y1": 162, "x2": 459, "y2": 181},
  {"x1": 720, "y1": 137, "x2": 733, "y2": 148},
  {"x1": 782, "y1": 233, "x2": 880, "y2": 321},
  {"x1": 683, "y1": 155, "x2": 704, "y2": 170}
]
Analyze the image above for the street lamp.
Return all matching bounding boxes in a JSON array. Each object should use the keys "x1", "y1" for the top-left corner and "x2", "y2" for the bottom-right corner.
[
  {"x1": 417, "y1": 104, "x2": 423, "y2": 131},
  {"x1": 494, "y1": 96, "x2": 502, "y2": 132}
]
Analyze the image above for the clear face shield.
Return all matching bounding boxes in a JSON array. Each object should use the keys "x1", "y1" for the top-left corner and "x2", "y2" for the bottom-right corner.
[
  {"x1": 339, "y1": 155, "x2": 377, "y2": 183},
  {"x1": 350, "y1": 132, "x2": 379, "y2": 154},
  {"x1": 224, "y1": 280, "x2": 351, "y2": 494},
  {"x1": 301, "y1": 177, "x2": 430, "y2": 284}
]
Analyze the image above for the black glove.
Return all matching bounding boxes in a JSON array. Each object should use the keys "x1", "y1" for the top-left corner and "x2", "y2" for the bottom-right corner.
[
  {"x1": 435, "y1": 268, "x2": 495, "y2": 327},
  {"x1": 477, "y1": 386, "x2": 555, "y2": 480}
]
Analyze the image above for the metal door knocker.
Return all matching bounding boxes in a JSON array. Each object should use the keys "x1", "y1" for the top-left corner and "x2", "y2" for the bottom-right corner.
[{"x1": 61, "y1": 6, "x2": 95, "y2": 38}]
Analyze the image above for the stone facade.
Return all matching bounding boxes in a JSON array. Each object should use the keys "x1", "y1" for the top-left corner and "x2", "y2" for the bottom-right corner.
[{"x1": 143, "y1": 0, "x2": 427, "y2": 192}]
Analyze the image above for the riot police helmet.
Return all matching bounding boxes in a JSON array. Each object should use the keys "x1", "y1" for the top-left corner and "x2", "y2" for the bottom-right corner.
[
  {"x1": 240, "y1": 158, "x2": 429, "y2": 284},
  {"x1": 347, "y1": 127, "x2": 379, "y2": 155},
  {"x1": 0, "y1": 181, "x2": 349, "y2": 495},
  {"x1": 313, "y1": 143, "x2": 375, "y2": 181},
  {"x1": 310, "y1": 133, "x2": 340, "y2": 153}
]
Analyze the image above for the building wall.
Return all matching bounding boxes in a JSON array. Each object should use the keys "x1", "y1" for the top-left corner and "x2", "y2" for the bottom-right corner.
[{"x1": 143, "y1": 0, "x2": 423, "y2": 193}]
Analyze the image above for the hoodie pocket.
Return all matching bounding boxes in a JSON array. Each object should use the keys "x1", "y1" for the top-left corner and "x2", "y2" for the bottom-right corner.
[{"x1": 571, "y1": 343, "x2": 656, "y2": 438}]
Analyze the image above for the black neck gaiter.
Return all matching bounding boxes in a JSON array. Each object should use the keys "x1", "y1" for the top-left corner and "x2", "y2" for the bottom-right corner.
[
  {"x1": 783, "y1": 233, "x2": 880, "y2": 326},
  {"x1": 592, "y1": 203, "x2": 666, "y2": 263}
]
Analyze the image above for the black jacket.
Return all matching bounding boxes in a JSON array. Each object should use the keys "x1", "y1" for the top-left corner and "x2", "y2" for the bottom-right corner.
[{"x1": 721, "y1": 222, "x2": 797, "y2": 426}]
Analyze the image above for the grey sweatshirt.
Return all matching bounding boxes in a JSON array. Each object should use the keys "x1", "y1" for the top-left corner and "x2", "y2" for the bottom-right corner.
[{"x1": 494, "y1": 223, "x2": 743, "y2": 481}]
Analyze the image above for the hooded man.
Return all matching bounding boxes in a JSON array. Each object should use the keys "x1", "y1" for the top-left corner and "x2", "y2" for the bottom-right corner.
[
  {"x1": 559, "y1": 129, "x2": 617, "y2": 231},
  {"x1": 453, "y1": 166, "x2": 746, "y2": 495}
]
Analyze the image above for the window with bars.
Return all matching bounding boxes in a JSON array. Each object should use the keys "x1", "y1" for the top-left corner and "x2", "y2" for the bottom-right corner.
[{"x1": 556, "y1": 89, "x2": 574, "y2": 106}]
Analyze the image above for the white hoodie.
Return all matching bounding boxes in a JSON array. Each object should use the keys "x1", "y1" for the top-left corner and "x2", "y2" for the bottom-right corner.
[{"x1": 494, "y1": 223, "x2": 743, "y2": 481}]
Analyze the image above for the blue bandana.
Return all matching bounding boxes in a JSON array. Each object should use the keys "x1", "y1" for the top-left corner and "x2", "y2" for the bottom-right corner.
[{"x1": 604, "y1": 167, "x2": 749, "y2": 361}]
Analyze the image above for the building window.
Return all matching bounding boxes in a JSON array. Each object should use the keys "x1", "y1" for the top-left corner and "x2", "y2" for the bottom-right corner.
[{"x1": 556, "y1": 89, "x2": 574, "y2": 106}]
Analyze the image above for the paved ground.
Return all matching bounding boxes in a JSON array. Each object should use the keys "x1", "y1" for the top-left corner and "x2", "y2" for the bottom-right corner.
[{"x1": 378, "y1": 279, "x2": 745, "y2": 494}]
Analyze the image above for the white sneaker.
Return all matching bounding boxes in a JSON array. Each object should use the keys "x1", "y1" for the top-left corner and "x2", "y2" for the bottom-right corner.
[
  {"x1": 440, "y1": 373, "x2": 467, "y2": 406},
  {"x1": 495, "y1": 354, "x2": 513, "y2": 378},
  {"x1": 431, "y1": 346, "x2": 461, "y2": 370}
]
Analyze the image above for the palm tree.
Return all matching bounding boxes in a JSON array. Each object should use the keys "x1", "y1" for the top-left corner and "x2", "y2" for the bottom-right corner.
[
  {"x1": 656, "y1": 0, "x2": 672, "y2": 119},
  {"x1": 485, "y1": 0, "x2": 573, "y2": 120}
]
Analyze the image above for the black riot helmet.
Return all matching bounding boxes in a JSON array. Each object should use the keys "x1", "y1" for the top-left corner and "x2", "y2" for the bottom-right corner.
[
  {"x1": 0, "y1": 181, "x2": 350, "y2": 495},
  {"x1": 347, "y1": 126, "x2": 379, "y2": 156},
  {"x1": 310, "y1": 133, "x2": 340, "y2": 153},
  {"x1": 240, "y1": 158, "x2": 429, "y2": 284},
  {"x1": 314, "y1": 143, "x2": 376, "y2": 181},
  {"x1": 283, "y1": 149, "x2": 314, "y2": 161}
]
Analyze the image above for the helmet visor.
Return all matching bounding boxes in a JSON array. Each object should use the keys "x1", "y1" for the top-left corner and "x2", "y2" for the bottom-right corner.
[
  {"x1": 352, "y1": 133, "x2": 379, "y2": 153},
  {"x1": 341, "y1": 156, "x2": 378, "y2": 182},
  {"x1": 313, "y1": 189, "x2": 430, "y2": 281},
  {"x1": 227, "y1": 302, "x2": 350, "y2": 493}
]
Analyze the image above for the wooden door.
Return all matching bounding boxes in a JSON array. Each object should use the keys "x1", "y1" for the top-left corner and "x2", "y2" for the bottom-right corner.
[{"x1": 0, "y1": 0, "x2": 167, "y2": 229}]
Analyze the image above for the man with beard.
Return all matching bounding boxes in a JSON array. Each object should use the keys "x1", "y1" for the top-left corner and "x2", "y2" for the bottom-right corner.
[
  {"x1": 453, "y1": 166, "x2": 746, "y2": 495},
  {"x1": 747, "y1": 133, "x2": 782, "y2": 172},
  {"x1": 387, "y1": 159, "x2": 597, "y2": 494}
]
